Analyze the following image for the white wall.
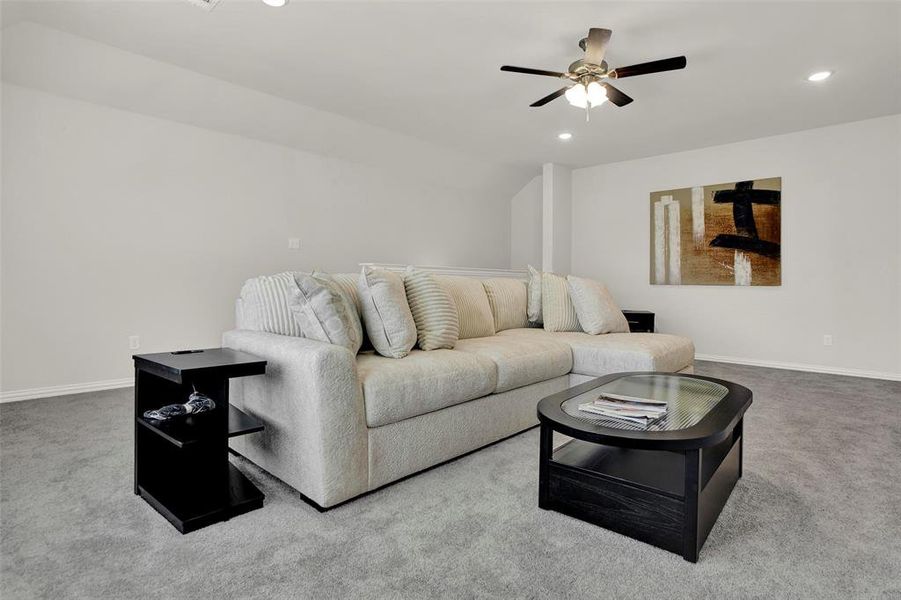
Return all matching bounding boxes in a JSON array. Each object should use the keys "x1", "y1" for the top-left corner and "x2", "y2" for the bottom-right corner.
[
  {"x1": 0, "y1": 83, "x2": 513, "y2": 395},
  {"x1": 510, "y1": 175, "x2": 541, "y2": 269},
  {"x1": 543, "y1": 163, "x2": 572, "y2": 275},
  {"x1": 571, "y1": 115, "x2": 901, "y2": 378}
]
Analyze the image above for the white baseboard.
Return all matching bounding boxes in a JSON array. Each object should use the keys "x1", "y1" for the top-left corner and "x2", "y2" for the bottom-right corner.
[
  {"x1": 0, "y1": 378, "x2": 134, "y2": 403},
  {"x1": 695, "y1": 353, "x2": 901, "y2": 382}
]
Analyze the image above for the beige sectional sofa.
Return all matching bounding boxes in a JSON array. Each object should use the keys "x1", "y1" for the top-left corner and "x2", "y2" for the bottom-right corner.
[{"x1": 223, "y1": 270, "x2": 694, "y2": 509}]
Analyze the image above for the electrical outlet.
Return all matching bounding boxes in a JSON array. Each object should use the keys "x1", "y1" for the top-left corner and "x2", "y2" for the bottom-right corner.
[
  {"x1": 288, "y1": 238, "x2": 300, "y2": 250},
  {"x1": 823, "y1": 334, "x2": 833, "y2": 346},
  {"x1": 129, "y1": 335, "x2": 141, "y2": 350}
]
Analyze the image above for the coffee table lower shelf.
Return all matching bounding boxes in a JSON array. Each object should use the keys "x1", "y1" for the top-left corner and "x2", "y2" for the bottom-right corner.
[
  {"x1": 539, "y1": 422, "x2": 743, "y2": 562},
  {"x1": 137, "y1": 463, "x2": 263, "y2": 534}
]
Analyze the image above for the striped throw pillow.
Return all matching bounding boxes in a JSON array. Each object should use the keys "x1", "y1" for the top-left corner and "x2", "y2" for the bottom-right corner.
[
  {"x1": 541, "y1": 272, "x2": 582, "y2": 332},
  {"x1": 239, "y1": 272, "x2": 304, "y2": 336},
  {"x1": 404, "y1": 268, "x2": 459, "y2": 350},
  {"x1": 482, "y1": 278, "x2": 529, "y2": 332},
  {"x1": 436, "y1": 275, "x2": 496, "y2": 339},
  {"x1": 527, "y1": 265, "x2": 543, "y2": 324}
]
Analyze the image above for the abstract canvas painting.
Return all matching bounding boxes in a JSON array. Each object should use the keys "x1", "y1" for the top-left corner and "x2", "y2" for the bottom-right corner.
[{"x1": 649, "y1": 177, "x2": 781, "y2": 286}]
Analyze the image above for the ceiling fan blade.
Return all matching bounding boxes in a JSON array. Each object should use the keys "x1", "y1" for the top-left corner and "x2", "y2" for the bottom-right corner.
[
  {"x1": 601, "y1": 82, "x2": 633, "y2": 107},
  {"x1": 501, "y1": 65, "x2": 566, "y2": 78},
  {"x1": 610, "y1": 56, "x2": 687, "y2": 78},
  {"x1": 530, "y1": 87, "x2": 569, "y2": 107},
  {"x1": 584, "y1": 28, "x2": 612, "y2": 65}
]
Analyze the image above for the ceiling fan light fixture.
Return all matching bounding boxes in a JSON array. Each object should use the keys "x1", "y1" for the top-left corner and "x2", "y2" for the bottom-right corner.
[
  {"x1": 558, "y1": 132, "x2": 573, "y2": 140},
  {"x1": 565, "y1": 84, "x2": 589, "y2": 108},
  {"x1": 586, "y1": 81, "x2": 608, "y2": 107}
]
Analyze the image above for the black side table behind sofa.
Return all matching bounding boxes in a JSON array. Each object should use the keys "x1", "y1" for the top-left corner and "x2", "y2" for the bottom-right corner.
[{"x1": 622, "y1": 310, "x2": 655, "y2": 333}]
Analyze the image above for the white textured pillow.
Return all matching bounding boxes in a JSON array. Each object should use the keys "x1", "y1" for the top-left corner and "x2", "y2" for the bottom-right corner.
[
  {"x1": 358, "y1": 267, "x2": 417, "y2": 359},
  {"x1": 239, "y1": 271, "x2": 305, "y2": 336},
  {"x1": 482, "y1": 278, "x2": 529, "y2": 332},
  {"x1": 437, "y1": 275, "x2": 496, "y2": 339},
  {"x1": 566, "y1": 275, "x2": 630, "y2": 335},
  {"x1": 289, "y1": 272, "x2": 363, "y2": 353},
  {"x1": 404, "y1": 268, "x2": 459, "y2": 350},
  {"x1": 527, "y1": 265, "x2": 543, "y2": 324},
  {"x1": 541, "y1": 272, "x2": 582, "y2": 332}
]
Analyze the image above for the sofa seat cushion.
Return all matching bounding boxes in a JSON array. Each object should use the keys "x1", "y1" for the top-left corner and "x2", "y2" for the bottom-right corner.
[
  {"x1": 452, "y1": 336, "x2": 573, "y2": 393},
  {"x1": 357, "y1": 350, "x2": 497, "y2": 427},
  {"x1": 498, "y1": 329, "x2": 694, "y2": 375}
]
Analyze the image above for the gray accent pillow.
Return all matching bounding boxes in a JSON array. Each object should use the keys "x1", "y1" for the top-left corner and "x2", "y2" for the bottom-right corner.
[
  {"x1": 289, "y1": 272, "x2": 363, "y2": 353},
  {"x1": 566, "y1": 275, "x2": 630, "y2": 335},
  {"x1": 358, "y1": 267, "x2": 417, "y2": 359},
  {"x1": 404, "y1": 267, "x2": 459, "y2": 350}
]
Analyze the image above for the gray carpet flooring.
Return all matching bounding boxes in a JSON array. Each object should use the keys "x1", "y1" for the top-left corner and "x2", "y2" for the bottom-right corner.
[{"x1": 1, "y1": 361, "x2": 899, "y2": 599}]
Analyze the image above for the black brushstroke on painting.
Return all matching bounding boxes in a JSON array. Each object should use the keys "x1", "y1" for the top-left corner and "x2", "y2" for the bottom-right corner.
[{"x1": 710, "y1": 180, "x2": 781, "y2": 259}]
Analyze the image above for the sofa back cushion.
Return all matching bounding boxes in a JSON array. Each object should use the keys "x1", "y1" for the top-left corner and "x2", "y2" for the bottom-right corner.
[
  {"x1": 289, "y1": 272, "x2": 363, "y2": 353},
  {"x1": 404, "y1": 268, "x2": 460, "y2": 350},
  {"x1": 239, "y1": 271, "x2": 304, "y2": 336},
  {"x1": 437, "y1": 275, "x2": 496, "y2": 339},
  {"x1": 482, "y1": 278, "x2": 529, "y2": 332},
  {"x1": 541, "y1": 272, "x2": 582, "y2": 332},
  {"x1": 358, "y1": 267, "x2": 418, "y2": 358}
]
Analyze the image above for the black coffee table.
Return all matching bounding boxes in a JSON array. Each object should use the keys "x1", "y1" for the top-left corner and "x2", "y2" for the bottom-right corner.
[{"x1": 537, "y1": 372, "x2": 752, "y2": 562}]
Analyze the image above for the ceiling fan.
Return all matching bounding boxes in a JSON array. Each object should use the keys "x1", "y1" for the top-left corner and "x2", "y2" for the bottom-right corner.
[{"x1": 500, "y1": 28, "x2": 686, "y2": 118}]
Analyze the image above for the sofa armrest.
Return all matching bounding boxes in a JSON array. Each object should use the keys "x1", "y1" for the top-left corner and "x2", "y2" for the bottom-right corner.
[{"x1": 222, "y1": 329, "x2": 368, "y2": 508}]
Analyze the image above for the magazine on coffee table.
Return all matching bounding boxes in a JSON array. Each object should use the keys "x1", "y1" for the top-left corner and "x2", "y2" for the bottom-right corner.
[
  {"x1": 577, "y1": 393, "x2": 668, "y2": 426},
  {"x1": 597, "y1": 392, "x2": 668, "y2": 405}
]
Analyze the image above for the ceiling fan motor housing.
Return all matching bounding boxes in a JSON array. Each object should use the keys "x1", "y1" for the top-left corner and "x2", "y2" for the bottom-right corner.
[{"x1": 568, "y1": 59, "x2": 609, "y2": 78}]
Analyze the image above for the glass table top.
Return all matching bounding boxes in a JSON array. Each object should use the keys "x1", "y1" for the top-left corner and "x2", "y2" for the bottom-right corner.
[{"x1": 561, "y1": 374, "x2": 729, "y2": 432}]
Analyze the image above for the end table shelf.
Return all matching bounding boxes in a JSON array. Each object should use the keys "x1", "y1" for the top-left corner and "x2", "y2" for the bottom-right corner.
[
  {"x1": 137, "y1": 405, "x2": 264, "y2": 448},
  {"x1": 133, "y1": 348, "x2": 267, "y2": 534},
  {"x1": 137, "y1": 464, "x2": 263, "y2": 535}
]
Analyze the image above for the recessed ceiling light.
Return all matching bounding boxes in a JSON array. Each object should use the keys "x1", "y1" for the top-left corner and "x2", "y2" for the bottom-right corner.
[
  {"x1": 558, "y1": 132, "x2": 573, "y2": 141},
  {"x1": 262, "y1": 0, "x2": 286, "y2": 6},
  {"x1": 807, "y1": 71, "x2": 832, "y2": 82}
]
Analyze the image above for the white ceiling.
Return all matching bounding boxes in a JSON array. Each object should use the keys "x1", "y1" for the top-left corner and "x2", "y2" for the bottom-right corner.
[{"x1": 2, "y1": 1, "x2": 900, "y2": 170}]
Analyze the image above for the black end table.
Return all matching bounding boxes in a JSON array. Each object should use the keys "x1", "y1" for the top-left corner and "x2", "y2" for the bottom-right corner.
[
  {"x1": 622, "y1": 310, "x2": 655, "y2": 332},
  {"x1": 537, "y1": 372, "x2": 752, "y2": 562},
  {"x1": 133, "y1": 348, "x2": 267, "y2": 533}
]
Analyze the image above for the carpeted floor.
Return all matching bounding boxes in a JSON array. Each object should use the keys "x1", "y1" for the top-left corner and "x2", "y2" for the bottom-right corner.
[{"x1": 1, "y1": 361, "x2": 899, "y2": 599}]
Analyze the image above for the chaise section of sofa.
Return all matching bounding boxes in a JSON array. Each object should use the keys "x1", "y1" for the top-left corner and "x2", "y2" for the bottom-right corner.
[{"x1": 497, "y1": 328, "x2": 695, "y2": 376}]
